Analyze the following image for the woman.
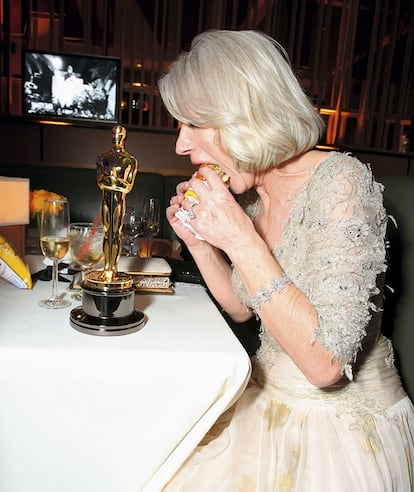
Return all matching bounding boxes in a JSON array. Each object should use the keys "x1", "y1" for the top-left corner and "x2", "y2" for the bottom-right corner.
[{"x1": 158, "y1": 30, "x2": 414, "y2": 491}]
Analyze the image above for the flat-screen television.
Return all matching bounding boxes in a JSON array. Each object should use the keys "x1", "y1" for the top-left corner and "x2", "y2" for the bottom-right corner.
[{"x1": 22, "y1": 50, "x2": 121, "y2": 124}]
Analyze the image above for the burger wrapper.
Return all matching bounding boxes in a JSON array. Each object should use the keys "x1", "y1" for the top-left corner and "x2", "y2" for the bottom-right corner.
[
  {"x1": 175, "y1": 208, "x2": 205, "y2": 241},
  {"x1": 183, "y1": 188, "x2": 199, "y2": 202},
  {"x1": 177, "y1": 165, "x2": 229, "y2": 241}
]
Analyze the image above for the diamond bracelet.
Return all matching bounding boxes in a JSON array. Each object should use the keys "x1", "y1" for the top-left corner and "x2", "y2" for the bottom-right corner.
[{"x1": 250, "y1": 272, "x2": 292, "y2": 313}]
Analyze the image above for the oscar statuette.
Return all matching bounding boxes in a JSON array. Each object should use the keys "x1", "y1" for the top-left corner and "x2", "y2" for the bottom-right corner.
[{"x1": 70, "y1": 125, "x2": 145, "y2": 335}]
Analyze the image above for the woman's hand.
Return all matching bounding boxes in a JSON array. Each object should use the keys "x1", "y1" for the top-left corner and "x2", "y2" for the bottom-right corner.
[
  {"x1": 167, "y1": 169, "x2": 253, "y2": 322},
  {"x1": 166, "y1": 179, "x2": 205, "y2": 248},
  {"x1": 180, "y1": 165, "x2": 254, "y2": 252}
]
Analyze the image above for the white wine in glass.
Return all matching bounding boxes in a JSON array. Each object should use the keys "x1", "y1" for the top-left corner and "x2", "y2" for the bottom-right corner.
[
  {"x1": 141, "y1": 198, "x2": 160, "y2": 258},
  {"x1": 39, "y1": 199, "x2": 71, "y2": 309}
]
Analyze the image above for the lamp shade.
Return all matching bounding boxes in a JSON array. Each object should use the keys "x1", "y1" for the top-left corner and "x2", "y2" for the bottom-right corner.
[{"x1": 0, "y1": 176, "x2": 30, "y2": 226}]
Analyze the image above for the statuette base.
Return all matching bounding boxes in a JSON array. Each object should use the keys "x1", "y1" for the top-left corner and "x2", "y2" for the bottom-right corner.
[
  {"x1": 69, "y1": 279, "x2": 145, "y2": 336},
  {"x1": 69, "y1": 307, "x2": 145, "y2": 336}
]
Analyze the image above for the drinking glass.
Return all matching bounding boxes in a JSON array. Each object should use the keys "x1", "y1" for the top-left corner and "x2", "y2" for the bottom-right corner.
[
  {"x1": 123, "y1": 207, "x2": 142, "y2": 256},
  {"x1": 38, "y1": 199, "x2": 71, "y2": 309},
  {"x1": 69, "y1": 222, "x2": 104, "y2": 300},
  {"x1": 141, "y1": 198, "x2": 160, "y2": 258}
]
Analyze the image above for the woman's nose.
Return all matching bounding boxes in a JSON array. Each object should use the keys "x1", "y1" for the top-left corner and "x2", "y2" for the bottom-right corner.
[{"x1": 175, "y1": 129, "x2": 194, "y2": 155}]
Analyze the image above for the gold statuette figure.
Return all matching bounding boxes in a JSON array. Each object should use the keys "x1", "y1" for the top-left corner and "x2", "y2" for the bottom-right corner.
[
  {"x1": 70, "y1": 125, "x2": 145, "y2": 336},
  {"x1": 93, "y1": 125, "x2": 138, "y2": 285}
]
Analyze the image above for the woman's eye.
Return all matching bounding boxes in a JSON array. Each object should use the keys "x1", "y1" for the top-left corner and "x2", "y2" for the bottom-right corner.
[{"x1": 177, "y1": 121, "x2": 195, "y2": 129}]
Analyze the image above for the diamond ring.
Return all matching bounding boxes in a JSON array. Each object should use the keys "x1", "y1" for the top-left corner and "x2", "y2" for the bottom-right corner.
[{"x1": 188, "y1": 203, "x2": 197, "y2": 220}]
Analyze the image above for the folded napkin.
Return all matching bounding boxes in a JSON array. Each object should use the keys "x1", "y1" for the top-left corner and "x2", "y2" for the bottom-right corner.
[
  {"x1": 31, "y1": 262, "x2": 71, "y2": 282},
  {"x1": 118, "y1": 256, "x2": 172, "y2": 275}
]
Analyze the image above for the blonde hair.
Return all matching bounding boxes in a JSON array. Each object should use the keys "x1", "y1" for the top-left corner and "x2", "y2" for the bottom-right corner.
[{"x1": 158, "y1": 30, "x2": 325, "y2": 171}]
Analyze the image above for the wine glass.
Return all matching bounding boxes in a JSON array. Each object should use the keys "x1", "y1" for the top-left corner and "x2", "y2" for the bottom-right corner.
[
  {"x1": 38, "y1": 199, "x2": 71, "y2": 309},
  {"x1": 141, "y1": 198, "x2": 160, "y2": 258},
  {"x1": 69, "y1": 222, "x2": 104, "y2": 301},
  {"x1": 123, "y1": 207, "x2": 142, "y2": 256}
]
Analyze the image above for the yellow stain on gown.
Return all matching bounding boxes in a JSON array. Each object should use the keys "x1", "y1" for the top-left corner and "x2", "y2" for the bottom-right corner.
[
  {"x1": 263, "y1": 400, "x2": 301, "y2": 491},
  {"x1": 264, "y1": 400, "x2": 291, "y2": 430}
]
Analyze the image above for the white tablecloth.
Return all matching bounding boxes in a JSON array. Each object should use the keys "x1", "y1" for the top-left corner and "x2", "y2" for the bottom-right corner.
[{"x1": 0, "y1": 257, "x2": 251, "y2": 492}]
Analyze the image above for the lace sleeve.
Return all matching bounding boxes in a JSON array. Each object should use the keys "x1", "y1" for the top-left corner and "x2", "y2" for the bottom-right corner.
[{"x1": 306, "y1": 156, "x2": 387, "y2": 380}]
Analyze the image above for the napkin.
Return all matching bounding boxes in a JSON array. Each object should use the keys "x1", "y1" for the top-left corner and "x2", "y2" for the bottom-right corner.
[
  {"x1": 118, "y1": 257, "x2": 172, "y2": 275},
  {"x1": 31, "y1": 263, "x2": 71, "y2": 282}
]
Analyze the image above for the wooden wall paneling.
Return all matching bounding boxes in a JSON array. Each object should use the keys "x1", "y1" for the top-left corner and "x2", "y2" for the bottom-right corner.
[
  {"x1": 309, "y1": 0, "x2": 325, "y2": 103},
  {"x1": 392, "y1": 7, "x2": 414, "y2": 151},
  {"x1": 1, "y1": 0, "x2": 412, "y2": 156},
  {"x1": 356, "y1": 2, "x2": 381, "y2": 147},
  {"x1": 375, "y1": 0, "x2": 400, "y2": 150},
  {"x1": 0, "y1": 225, "x2": 26, "y2": 255},
  {"x1": 367, "y1": 0, "x2": 389, "y2": 148},
  {"x1": 320, "y1": 1, "x2": 333, "y2": 108},
  {"x1": 287, "y1": 0, "x2": 299, "y2": 59}
]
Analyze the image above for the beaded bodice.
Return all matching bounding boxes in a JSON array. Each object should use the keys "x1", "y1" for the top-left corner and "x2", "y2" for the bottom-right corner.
[{"x1": 232, "y1": 152, "x2": 391, "y2": 382}]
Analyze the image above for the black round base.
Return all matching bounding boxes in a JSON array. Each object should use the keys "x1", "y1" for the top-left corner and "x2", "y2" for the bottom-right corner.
[{"x1": 69, "y1": 307, "x2": 145, "y2": 336}]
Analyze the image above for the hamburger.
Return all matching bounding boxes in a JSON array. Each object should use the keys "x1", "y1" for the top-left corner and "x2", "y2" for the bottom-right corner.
[{"x1": 184, "y1": 164, "x2": 230, "y2": 202}]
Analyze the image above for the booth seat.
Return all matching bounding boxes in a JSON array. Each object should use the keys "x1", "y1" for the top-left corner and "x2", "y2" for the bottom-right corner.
[
  {"x1": 0, "y1": 163, "x2": 412, "y2": 400},
  {"x1": 377, "y1": 175, "x2": 414, "y2": 401},
  {"x1": 0, "y1": 163, "x2": 187, "y2": 243}
]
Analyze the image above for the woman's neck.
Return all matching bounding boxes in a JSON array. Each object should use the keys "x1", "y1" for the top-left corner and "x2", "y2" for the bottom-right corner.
[
  {"x1": 253, "y1": 150, "x2": 329, "y2": 248},
  {"x1": 256, "y1": 150, "x2": 328, "y2": 195}
]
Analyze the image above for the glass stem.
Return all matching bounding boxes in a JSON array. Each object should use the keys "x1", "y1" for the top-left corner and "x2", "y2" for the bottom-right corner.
[
  {"x1": 51, "y1": 258, "x2": 59, "y2": 302},
  {"x1": 147, "y1": 237, "x2": 151, "y2": 258}
]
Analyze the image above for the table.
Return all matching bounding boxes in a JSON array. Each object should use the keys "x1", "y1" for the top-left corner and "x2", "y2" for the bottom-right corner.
[{"x1": 0, "y1": 256, "x2": 251, "y2": 492}]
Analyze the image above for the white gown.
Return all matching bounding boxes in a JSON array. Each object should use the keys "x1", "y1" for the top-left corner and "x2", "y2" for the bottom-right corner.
[{"x1": 163, "y1": 153, "x2": 414, "y2": 491}]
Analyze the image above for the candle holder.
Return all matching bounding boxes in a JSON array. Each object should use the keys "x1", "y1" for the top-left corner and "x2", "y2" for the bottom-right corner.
[{"x1": 70, "y1": 125, "x2": 145, "y2": 335}]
